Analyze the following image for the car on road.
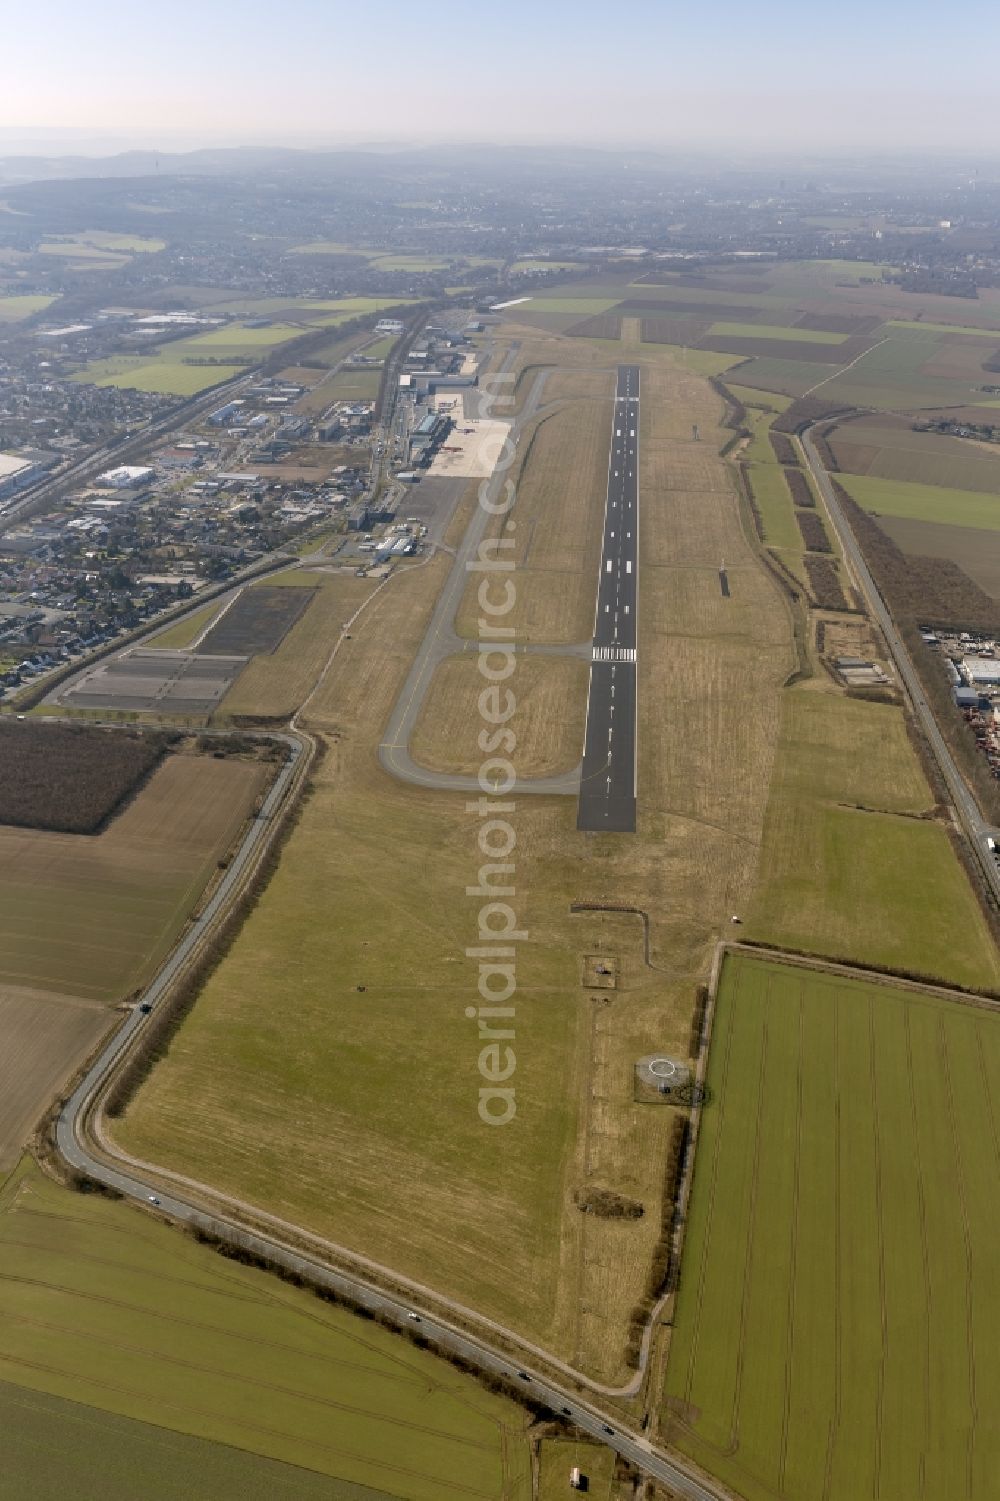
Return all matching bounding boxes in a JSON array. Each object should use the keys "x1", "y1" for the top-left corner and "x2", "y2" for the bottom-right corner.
[
  {"x1": 406, "y1": 1311, "x2": 421, "y2": 1321},
  {"x1": 603, "y1": 1425, "x2": 614, "y2": 1435},
  {"x1": 147, "y1": 1195, "x2": 160, "y2": 1205}
]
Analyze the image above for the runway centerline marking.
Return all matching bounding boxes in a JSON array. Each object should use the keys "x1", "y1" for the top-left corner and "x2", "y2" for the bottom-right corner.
[{"x1": 577, "y1": 365, "x2": 639, "y2": 834}]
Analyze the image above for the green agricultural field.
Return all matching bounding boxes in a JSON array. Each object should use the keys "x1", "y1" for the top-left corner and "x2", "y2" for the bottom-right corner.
[
  {"x1": 149, "y1": 599, "x2": 225, "y2": 649},
  {"x1": 665, "y1": 952, "x2": 1000, "y2": 1501},
  {"x1": 747, "y1": 690, "x2": 1000, "y2": 989},
  {"x1": 729, "y1": 386, "x2": 808, "y2": 564},
  {"x1": 79, "y1": 229, "x2": 165, "y2": 252},
  {"x1": 77, "y1": 359, "x2": 243, "y2": 395},
  {"x1": 172, "y1": 323, "x2": 305, "y2": 355},
  {"x1": 505, "y1": 296, "x2": 622, "y2": 314},
  {"x1": 817, "y1": 333, "x2": 987, "y2": 410},
  {"x1": 812, "y1": 258, "x2": 897, "y2": 282},
  {"x1": 0, "y1": 1158, "x2": 531, "y2": 1500},
  {"x1": 828, "y1": 419, "x2": 1000, "y2": 496},
  {"x1": 370, "y1": 255, "x2": 450, "y2": 272},
  {"x1": 724, "y1": 357, "x2": 840, "y2": 398},
  {"x1": 538, "y1": 1438, "x2": 615, "y2": 1499},
  {"x1": 0, "y1": 293, "x2": 56, "y2": 321},
  {"x1": 360, "y1": 334, "x2": 397, "y2": 361},
  {"x1": 888, "y1": 318, "x2": 1000, "y2": 336},
  {"x1": 646, "y1": 343, "x2": 743, "y2": 376},
  {"x1": 38, "y1": 240, "x2": 125, "y2": 263},
  {"x1": 838, "y1": 473, "x2": 1000, "y2": 531},
  {"x1": 0, "y1": 1382, "x2": 369, "y2": 1501},
  {"x1": 39, "y1": 230, "x2": 164, "y2": 256},
  {"x1": 709, "y1": 321, "x2": 848, "y2": 344},
  {"x1": 727, "y1": 384, "x2": 792, "y2": 420},
  {"x1": 288, "y1": 242, "x2": 377, "y2": 256},
  {"x1": 204, "y1": 296, "x2": 411, "y2": 317},
  {"x1": 327, "y1": 367, "x2": 381, "y2": 401},
  {"x1": 748, "y1": 463, "x2": 801, "y2": 551}
]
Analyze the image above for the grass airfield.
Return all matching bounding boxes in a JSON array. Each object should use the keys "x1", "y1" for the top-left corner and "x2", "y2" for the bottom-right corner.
[
  {"x1": 65, "y1": 278, "x2": 1000, "y2": 1492},
  {"x1": 113, "y1": 329, "x2": 797, "y2": 1385}
]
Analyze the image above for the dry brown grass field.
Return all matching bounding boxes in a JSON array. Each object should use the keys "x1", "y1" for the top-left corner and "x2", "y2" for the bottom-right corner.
[
  {"x1": 214, "y1": 569, "x2": 376, "y2": 721},
  {"x1": 113, "y1": 331, "x2": 795, "y2": 1385},
  {"x1": 0, "y1": 988, "x2": 110, "y2": 1167},
  {"x1": 746, "y1": 687, "x2": 1000, "y2": 987},
  {"x1": 410, "y1": 652, "x2": 588, "y2": 777},
  {"x1": 106, "y1": 311, "x2": 1000, "y2": 1387},
  {"x1": 0, "y1": 755, "x2": 266, "y2": 1003},
  {"x1": 454, "y1": 396, "x2": 612, "y2": 642},
  {"x1": 877, "y1": 514, "x2": 1000, "y2": 598},
  {"x1": 542, "y1": 367, "x2": 615, "y2": 404},
  {"x1": 828, "y1": 416, "x2": 1000, "y2": 495},
  {"x1": 0, "y1": 752, "x2": 266, "y2": 1173}
]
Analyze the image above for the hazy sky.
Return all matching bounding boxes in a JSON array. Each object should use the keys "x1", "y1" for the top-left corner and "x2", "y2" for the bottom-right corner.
[{"x1": 2, "y1": 0, "x2": 998, "y2": 154}]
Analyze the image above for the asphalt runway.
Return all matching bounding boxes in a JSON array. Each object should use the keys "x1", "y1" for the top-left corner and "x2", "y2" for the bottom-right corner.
[{"x1": 577, "y1": 365, "x2": 639, "y2": 833}]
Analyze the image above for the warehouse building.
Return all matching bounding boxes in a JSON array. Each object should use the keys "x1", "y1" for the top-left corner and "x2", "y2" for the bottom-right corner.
[
  {"x1": 95, "y1": 464, "x2": 155, "y2": 490},
  {"x1": 407, "y1": 409, "x2": 450, "y2": 464},
  {"x1": 962, "y1": 656, "x2": 1000, "y2": 686},
  {"x1": 0, "y1": 453, "x2": 41, "y2": 502}
]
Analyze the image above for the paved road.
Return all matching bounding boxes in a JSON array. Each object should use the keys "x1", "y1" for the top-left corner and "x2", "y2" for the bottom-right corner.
[
  {"x1": 52, "y1": 729, "x2": 305, "y2": 1125},
  {"x1": 58, "y1": 1038, "x2": 725, "y2": 1499},
  {"x1": 578, "y1": 365, "x2": 639, "y2": 832},
  {"x1": 378, "y1": 356, "x2": 583, "y2": 796},
  {"x1": 801, "y1": 428, "x2": 1000, "y2": 900},
  {"x1": 46, "y1": 348, "x2": 731, "y2": 1498},
  {"x1": 0, "y1": 368, "x2": 262, "y2": 530}
]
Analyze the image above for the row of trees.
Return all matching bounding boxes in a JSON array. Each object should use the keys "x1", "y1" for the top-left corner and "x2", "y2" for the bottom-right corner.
[{"x1": 796, "y1": 510, "x2": 833, "y2": 553}]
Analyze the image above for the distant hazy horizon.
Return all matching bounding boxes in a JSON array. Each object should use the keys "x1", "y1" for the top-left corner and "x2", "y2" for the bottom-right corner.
[{"x1": 3, "y1": 0, "x2": 999, "y2": 156}]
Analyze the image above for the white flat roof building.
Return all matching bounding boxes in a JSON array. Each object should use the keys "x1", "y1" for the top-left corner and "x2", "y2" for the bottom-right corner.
[
  {"x1": 0, "y1": 453, "x2": 31, "y2": 478},
  {"x1": 963, "y1": 656, "x2": 1000, "y2": 685},
  {"x1": 0, "y1": 453, "x2": 37, "y2": 500},
  {"x1": 96, "y1": 465, "x2": 155, "y2": 489}
]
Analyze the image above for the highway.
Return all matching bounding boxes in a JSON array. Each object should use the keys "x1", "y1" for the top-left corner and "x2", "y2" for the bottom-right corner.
[
  {"x1": 800, "y1": 428, "x2": 1000, "y2": 903},
  {"x1": 577, "y1": 364, "x2": 639, "y2": 832}
]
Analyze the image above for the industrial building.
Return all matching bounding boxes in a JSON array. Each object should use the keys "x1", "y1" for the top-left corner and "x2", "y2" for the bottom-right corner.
[
  {"x1": 407, "y1": 410, "x2": 451, "y2": 464},
  {"x1": 962, "y1": 656, "x2": 1000, "y2": 686},
  {"x1": 207, "y1": 400, "x2": 245, "y2": 426},
  {"x1": 95, "y1": 465, "x2": 155, "y2": 490},
  {"x1": 0, "y1": 453, "x2": 41, "y2": 502}
]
